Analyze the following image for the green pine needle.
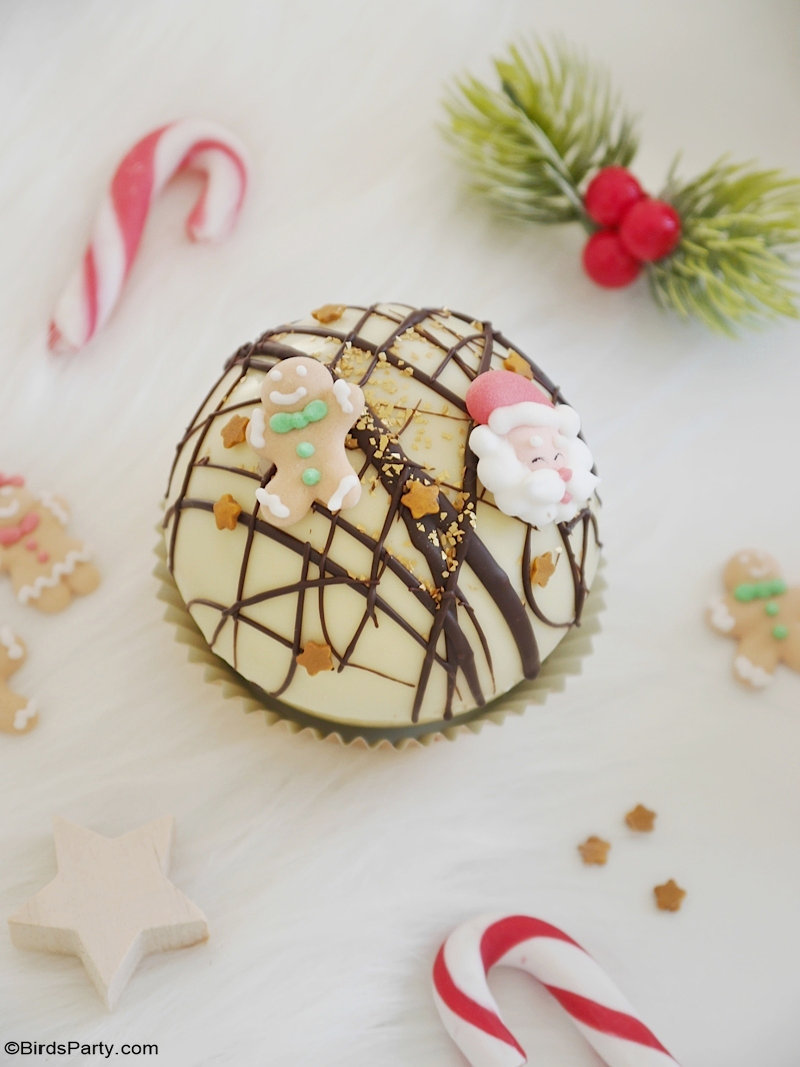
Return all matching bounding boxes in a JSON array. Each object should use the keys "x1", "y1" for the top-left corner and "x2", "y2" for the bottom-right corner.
[
  {"x1": 650, "y1": 160, "x2": 800, "y2": 334},
  {"x1": 444, "y1": 39, "x2": 639, "y2": 226}
]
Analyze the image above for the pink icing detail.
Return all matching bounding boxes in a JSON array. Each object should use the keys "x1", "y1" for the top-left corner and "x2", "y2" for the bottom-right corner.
[
  {"x1": 37, "y1": 551, "x2": 50, "y2": 564},
  {"x1": 0, "y1": 512, "x2": 39, "y2": 547},
  {"x1": 0, "y1": 474, "x2": 25, "y2": 488},
  {"x1": 25, "y1": 539, "x2": 38, "y2": 550},
  {"x1": 465, "y1": 370, "x2": 553, "y2": 426},
  {"x1": 558, "y1": 467, "x2": 573, "y2": 481}
]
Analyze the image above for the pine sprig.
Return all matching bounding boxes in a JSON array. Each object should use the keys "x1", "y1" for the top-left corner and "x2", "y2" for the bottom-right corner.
[
  {"x1": 650, "y1": 160, "x2": 800, "y2": 333},
  {"x1": 445, "y1": 40, "x2": 639, "y2": 226},
  {"x1": 442, "y1": 36, "x2": 800, "y2": 335}
]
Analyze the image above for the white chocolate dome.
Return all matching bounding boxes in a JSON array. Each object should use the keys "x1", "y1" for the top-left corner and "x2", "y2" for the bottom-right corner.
[{"x1": 162, "y1": 303, "x2": 601, "y2": 737}]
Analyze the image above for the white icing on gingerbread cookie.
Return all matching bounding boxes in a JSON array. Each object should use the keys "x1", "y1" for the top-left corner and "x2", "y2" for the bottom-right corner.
[
  {"x1": 0, "y1": 630, "x2": 38, "y2": 735},
  {"x1": 707, "y1": 550, "x2": 800, "y2": 689},
  {"x1": 0, "y1": 476, "x2": 100, "y2": 613},
  {"x1": 247, "y1": 357, "x2": 365, "y2": 529}
]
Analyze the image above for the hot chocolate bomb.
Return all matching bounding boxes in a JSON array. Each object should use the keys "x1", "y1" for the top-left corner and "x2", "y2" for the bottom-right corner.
[{"x1": 163, "y1": 303, "x2": 601, "y2": 737}]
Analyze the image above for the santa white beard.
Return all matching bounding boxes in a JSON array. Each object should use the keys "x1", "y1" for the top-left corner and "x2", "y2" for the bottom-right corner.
[{"x1": 469, "y1": 425, "x2": 599, "y2": 528}]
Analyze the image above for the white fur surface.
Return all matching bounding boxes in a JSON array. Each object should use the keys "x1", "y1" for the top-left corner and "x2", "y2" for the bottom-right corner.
[{"x1": 1, "y1": 1, "x2": 800, "y2": 1064}]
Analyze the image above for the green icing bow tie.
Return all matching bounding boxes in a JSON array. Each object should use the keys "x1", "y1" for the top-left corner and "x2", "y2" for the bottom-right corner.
[
  {"x1": 269, "y1": 399, "x2": 328, "y2": 434},
  {"x1": 733, "y1": 578, "x2": 787, "y2": 602}
]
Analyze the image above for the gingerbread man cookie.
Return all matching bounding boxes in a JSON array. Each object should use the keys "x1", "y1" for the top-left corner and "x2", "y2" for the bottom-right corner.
[
  {"x1": 246, "y1": 357, "x2": 365, "y2": 528},
  {"x1": 707, "y1": 549, "x2": 800, "y2": 688},
  {"x1": 0, "y1": 627, "x2": 37, "y2": 734},
  {"x1": 0, "y1": 475, "x2": 100, "y2": 613}
]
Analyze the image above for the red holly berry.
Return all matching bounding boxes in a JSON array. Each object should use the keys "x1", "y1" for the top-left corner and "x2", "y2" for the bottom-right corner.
[
  {"x1": 618, "y1": 199, "x2": 682, "y2": 261},
  {"x1": 582, "y1": 230, "x2": 642, "y2": 288},
  {"x1": 584, "y1": 166, "x2": 644, "y2": 228}
]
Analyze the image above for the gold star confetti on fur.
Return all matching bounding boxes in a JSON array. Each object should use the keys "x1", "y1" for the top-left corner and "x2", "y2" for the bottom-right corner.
[
  {"x1": 296, "y1": 641, "x2": 333, "y2": 676},
  {"x1": 220, "y1": 414, "x2": 250, "y2": 448},
  {"x1": 625, "y1": 804, "x2": 657, "y2": 832},
  {"x1": 8, "y1": 817, "x2": 208, "y2": 1009},
  {"x1": 654, "y1": 879, "x2": 686, "y2": 912},
  {"x1": 213, "y1": 494, "x2": 242, "y2": 530},
  {"x1": 530, "y1": 551, "x2": 558, "y2": 587},
  {"x1": 312, "y1": 304, "x2": 346, "y2": 324},
  {"x1": 401, "y1": 480, "x2": 441, "y2": 519},
  {"x1": 578, "y1": 836, "x2": 611, "y2": 866},
  {"x1": 503, "y1": 349, "x2": 533, "y2": 378}
]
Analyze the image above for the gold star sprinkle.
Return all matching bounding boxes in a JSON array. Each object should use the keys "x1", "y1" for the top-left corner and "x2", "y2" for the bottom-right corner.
[
  {"x1": 401, "y1": 480, "x2": 441, "y2": 519},
  {"x1": 530, "y1": 551, "x2": 558, "y2": 587},
  {"x1": 312, "y1": 304, "x2": 346, "y2": 324},
  {"x1": 625, "y1": 804, "x2": 657, "y2": 832},
  {"x1": 296, "y1": 641, "x2": 333, "y2": 676},
  {"x1": 654, "y1": 879, "x2": 686, "y2": 912},
  {"x1": 213, "y1": 494, "x2": 242, "y2": 530},
  {"x1": 220, "y1": 414, "x2": 250, "y2": 448},
  {"x1": 578, "y1": 836, "x2": 611, "y2": 866},
  {"x1": 503, "y1": 350, "x2": 534, "y2": 379}
]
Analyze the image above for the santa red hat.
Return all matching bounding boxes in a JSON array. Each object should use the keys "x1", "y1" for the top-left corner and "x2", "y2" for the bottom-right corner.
[{"x1": 465, "y1": 370, "x2": 580, "y2": 437}]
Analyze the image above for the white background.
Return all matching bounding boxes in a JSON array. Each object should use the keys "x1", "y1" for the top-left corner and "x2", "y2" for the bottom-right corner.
[{"x1": 1, "y1": 1, "x2": 799, "y2": 1064}]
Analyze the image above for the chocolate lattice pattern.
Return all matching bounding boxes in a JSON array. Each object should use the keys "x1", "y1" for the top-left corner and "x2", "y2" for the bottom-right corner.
[{"x1": 164, "y1": 304, "x2": 600, "y2": 730}]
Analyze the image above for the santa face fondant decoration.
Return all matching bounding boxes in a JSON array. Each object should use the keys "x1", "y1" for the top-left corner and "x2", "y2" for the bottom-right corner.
[{"x1": 465, "y1": 370, "x2": 598, "y2": 528}]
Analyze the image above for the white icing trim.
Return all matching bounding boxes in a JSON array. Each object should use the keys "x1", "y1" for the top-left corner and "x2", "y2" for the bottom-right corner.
[
  {"x1": 247, "y1": 408, "x2": 267, "y2": 450},
  {"x1": 295, "y1": 365, "x2": 307, "y2": 377},
  {"x1": 708, "y1": 597, "x2": 736, "y2": 633},
  {"x1": 17, "y1": 547, "x2": 92, "y2": 604},
  {"x1": 0, "y1": 626, "x2": 23, "y2": 659},
  {"x1": 489, "y1": 401, "x2": 580, "y2": 437},
  {"x1": 0, "y1": 499, "x2": 20, "y2": 519},
  {"x1": 268, "y1": 367, "x2": 282, "y2": 381},
  {"x1": 13, "y1": 700, "x2": 37, "y2": 731},
  {"x1": 36, "y1": 491, "x2": 69, "y2": 525},
  {"x1": 269, "y1": 386, "x2": 307, "y2": 406},
  {"x1": 734, "y1": 655, "x2": 772, "y2": 688},
  {"x1": 332, "y1": 378, "x2": 354, "y2": 414},
  {"x1": 255, "y1": 488, "x2": 290, "y2": 520},
  {"x1": 327, "y1": 473, "x2": 360, "y2": 512}
]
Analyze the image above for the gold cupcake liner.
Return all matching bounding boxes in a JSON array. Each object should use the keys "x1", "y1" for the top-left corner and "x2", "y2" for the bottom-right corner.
[{"x1": 154, "y1": 536, "x2": 605, "y2": 751}]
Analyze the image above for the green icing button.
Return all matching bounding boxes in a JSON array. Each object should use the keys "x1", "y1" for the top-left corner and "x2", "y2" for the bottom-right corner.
[
  {"x1": 296, "y1": 441, "x2": 315, "y2": 458},
  {"x1": 773, "y1": 624, "x2": 789, "y2": 640},
  {"x1": 302, "y1": 468, "x2": 321, "y2": 486},
  {"x1": 765, "y1": 601, "x2": 780, "y2": 617}
]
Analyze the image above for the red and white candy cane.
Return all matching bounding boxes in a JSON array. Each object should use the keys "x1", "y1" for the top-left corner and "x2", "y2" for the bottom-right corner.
[
  {"x1": 48, "y1": 118, "x2": 249, "y2": 354},
  {"x1": 433, "y1": 914, "x2": 680, "y2": 1067}
]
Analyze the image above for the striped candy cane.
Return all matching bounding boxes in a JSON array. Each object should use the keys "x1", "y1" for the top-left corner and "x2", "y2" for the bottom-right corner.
[
  {"x1": 433, "y1": 914, "x2": 680, "y2": 1067},
  {"x1": 48, "y1": 118, "x2": 249, "y2": 354}
]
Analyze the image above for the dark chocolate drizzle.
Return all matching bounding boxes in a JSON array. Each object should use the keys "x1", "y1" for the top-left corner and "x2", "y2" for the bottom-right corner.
[{"x1": 164, "y1": 304, "x2": 599, "y2": 723}]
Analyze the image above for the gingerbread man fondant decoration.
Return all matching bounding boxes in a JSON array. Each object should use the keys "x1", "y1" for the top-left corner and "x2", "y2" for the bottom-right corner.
[
  {"x1": 707, "y1": 549, "x2": 800, "y2": 688},
  {"x1": 246, "y1": 357, "x2": 365, "y2": 528},
  {"x1": 0, "y1": 627, "x2": 38, "y2": 734},
  {"x1": 0, "y1": 475, "x2": 100, "y2": 612}
]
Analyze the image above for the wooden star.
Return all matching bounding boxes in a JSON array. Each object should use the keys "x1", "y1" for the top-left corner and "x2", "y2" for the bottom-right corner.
[
  {"x1": 577, "y1": 835, "x2": 611, "y2": 866},
  {"x1": 220, "y1": 414, "x2": 250, "y2": 448},
  {"x1": 8, "y1": 817, "x2": 208, "y2": 1009},
  {"x1": 312, "y1": 303, "x2": 346, "y2": 324},
  {"x1": 530, "y1": 551, "x2": 558, "y2": 587},
  {"x1": 401, "y1": 479, "x2": 441, "y2": 519},
  {"x1": 502, "y1": 349, "x2": 534, "y2": 379},
  {"x1": 213, "y1": 493, "x2": 242, "y2": 530},
  {"x1": 654, "y1": 879, "x2": 686, "y2": 912},
  {"x1": 625, "y1": 804, "x2": 657, "y2": 832},
  {"x1": 296, "y1": 641, "x2": 333, "y2": 676}
]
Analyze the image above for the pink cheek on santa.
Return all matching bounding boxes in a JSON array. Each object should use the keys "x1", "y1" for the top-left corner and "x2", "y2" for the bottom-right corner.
[{"x1": 558, "y1": 467, "x2": 573, "y2": 482}]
